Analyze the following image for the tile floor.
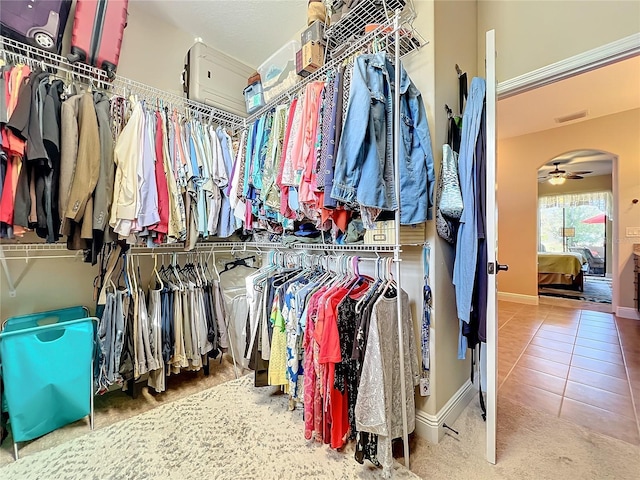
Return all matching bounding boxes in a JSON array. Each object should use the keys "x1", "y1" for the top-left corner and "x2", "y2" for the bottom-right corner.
[{"x1": 498, "y1": 300, "x2": 640, "y2": 445}]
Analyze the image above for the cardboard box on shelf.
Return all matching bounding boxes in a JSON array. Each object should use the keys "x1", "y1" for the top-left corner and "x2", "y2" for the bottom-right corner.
[
  {"x1": 301, "y1": 41, "x2": 324, "y2": 75},
  {"x1": 296, "y1": 49, "x2": 311, "y2": 78},
  {"x1": 301, "y1": 20, "x2": 326, "y2": 46},
  {"x1": 247, "y1": 71, "x2": 261, "y2": 86}
]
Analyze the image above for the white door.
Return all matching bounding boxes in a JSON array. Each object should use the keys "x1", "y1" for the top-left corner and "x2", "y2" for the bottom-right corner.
[{"x1": 485, "y1": 29, "x2": 502, "y2": 465}]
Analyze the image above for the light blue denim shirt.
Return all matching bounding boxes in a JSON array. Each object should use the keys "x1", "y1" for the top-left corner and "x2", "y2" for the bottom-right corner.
[
  {"x1": 453, "y1": 76, "x2": 486, "y2": 359},
  {"x1": 330, "y1": 52, "x2": 435, "y2": 225}
]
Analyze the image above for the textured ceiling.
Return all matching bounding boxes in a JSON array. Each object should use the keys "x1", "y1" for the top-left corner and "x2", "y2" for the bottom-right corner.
[
  {"x1": 132, "y1": 0, "x2": 308, "y2": 68},
  {"x1": 498, "y1": 55, "x2": 640, "y2": 140},
  {"x1": 538, "y1": 150, "x2": 614, "y2": 180}
]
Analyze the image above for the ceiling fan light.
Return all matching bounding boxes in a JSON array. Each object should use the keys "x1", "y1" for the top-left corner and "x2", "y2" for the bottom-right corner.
[{"x1": 548, "y1": 176, "x2": 566, "y2": 185}]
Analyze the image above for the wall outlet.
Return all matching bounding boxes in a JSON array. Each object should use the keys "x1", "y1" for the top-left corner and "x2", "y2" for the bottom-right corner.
[{"x1": 626, "y1": 227, "x2": 640, "y2": 237}]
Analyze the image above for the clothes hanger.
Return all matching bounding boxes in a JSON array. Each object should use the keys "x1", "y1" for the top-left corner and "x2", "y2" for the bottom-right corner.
[
  {"x1": 207, "y1": 250, "x2": 221, "y2": 282},
  {"x1": 116, "y1": 252, "x2": 127, "y2": 290},
  {"x1": 136, "y1": 255, "x2": 144, "y2": 291},
  {"x1": 127, "y1": 253, "x2": 137, "y2": 294},
  {"x1": 171, "y1": 253, "x2": 184, "y2": 290},
  {"x1": 159, "y1": 254, "x2": 173, "y2": 287},
  {"x1": 345, "y1": 256, "x2": 373, "y2": 299},
  {"x1": 190, "y1": 252, "x2": 203, "y2": 286},
  {"x1": 220, "y1": 255, "x2": 258, "y2": 273},
  {"x1": 198, "y1": 252, "x2": 210, "y2": 285},
  {"x1": 356, "y1": 256, "x2": 385, "y2": 313},
  {"x1": 338, "y1": 254, "x2": 355, "y2": 288},
  {"x1": 151, "y1": 252, "x2": 164, "y2": 290},
  {"x1": 380, "y1": 257, "x2": 397, "y2": 298},
  {"x1": 178, "y1": 255, "x2": 194, "y2": 284}
]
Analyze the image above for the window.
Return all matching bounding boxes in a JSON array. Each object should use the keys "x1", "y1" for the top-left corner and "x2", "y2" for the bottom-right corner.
[{"x1": 538, "y1": 191, "x2": 610, "y2": 274}]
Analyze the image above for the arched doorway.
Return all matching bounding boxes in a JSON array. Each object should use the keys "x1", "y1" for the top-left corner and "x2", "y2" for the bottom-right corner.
[{"x1": 536, "y1": 150, "x2": 615, "y2": 311}]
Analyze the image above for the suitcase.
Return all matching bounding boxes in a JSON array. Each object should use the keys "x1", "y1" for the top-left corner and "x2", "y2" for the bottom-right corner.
[
  {"x1": 182, "y1": 41, "x2": 254, "y2": 117},
  {"x1": 67, "y1": 0, "x2": 128, "y2": 79},
  {"x1": 0, "y1": 0, "x2": 72, "y2": 54}
]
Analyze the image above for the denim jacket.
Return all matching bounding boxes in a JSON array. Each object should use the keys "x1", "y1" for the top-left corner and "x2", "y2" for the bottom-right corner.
[{"x1": 330, "y1": 52, "x2": 435, "y2": 224}]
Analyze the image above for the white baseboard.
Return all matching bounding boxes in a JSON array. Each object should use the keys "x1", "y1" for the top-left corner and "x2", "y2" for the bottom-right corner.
[
  {"x1": 414, "y1": 379, "x2": 476, "y2": 444},
  {"x1": 498, "y1": 292, "x2": 539, "y2": 305},
  {"x1": 616, "y1": 307, "x2": 640, "y2": 320}
]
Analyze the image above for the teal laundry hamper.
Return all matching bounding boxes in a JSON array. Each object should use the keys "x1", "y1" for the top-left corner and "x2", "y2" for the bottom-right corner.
[{"x1": 0, "y1": 307, "x2": 96, "y2": 459}]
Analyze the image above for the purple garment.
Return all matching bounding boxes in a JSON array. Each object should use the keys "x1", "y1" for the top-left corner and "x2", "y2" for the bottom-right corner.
[
  {"x1": 323, "y1": 69, "x2": 342, "y2": 209},
  {"x1": 137, "y1": 110, "x2": 160, "y2": 228}
]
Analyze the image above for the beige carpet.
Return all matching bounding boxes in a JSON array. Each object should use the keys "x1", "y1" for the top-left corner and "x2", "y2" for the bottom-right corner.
[
  {"x1": 0, "y1": 369, "x2": 417, "y2": 480},
  {"x1": 0, "y1": 354, "x2": 241, "y2": 467},
  {"x1": 1, "y1": 353, "x2": 639, "y2": 479}
]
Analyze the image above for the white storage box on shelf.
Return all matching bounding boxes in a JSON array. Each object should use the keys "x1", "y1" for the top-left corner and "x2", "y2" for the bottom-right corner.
[
  {"x1": 183, "y1": 41, "x2": 254, "y2": 117},
  {"x1": 257, "y1": 40, "x2": 300, "y2": 103},
  {"x1": 364, "y1": 220, "x2": 426, "y2": 245}
]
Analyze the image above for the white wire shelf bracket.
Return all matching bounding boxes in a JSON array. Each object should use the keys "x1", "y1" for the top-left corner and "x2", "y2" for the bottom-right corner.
[
  {"x1": 0, "y1": 37, "x2": 246, "y2": 130},
  {"x1": 247, "y1": 14, "x2": 425, "y2": 123}
]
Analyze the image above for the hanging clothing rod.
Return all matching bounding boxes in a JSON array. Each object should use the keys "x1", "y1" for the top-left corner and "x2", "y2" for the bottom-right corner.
[
  {"x1": 0, "y1": 241, "x2": 400, "y2": 253},
  {"x1": 0, "y1": 36, "x2": 246, "y2": 130}
]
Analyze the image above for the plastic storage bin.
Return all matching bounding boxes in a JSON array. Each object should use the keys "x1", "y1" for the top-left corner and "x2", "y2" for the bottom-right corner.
[
  {"x1": 243, "y1": 81, "x2": 265, "y2": 114},
  {"x1": 1, "y1": 306, "x2": 89, "y2": 333},
  {"x1": 0, "y1": 307, "x2": 95, "y2": 458},
  {"x1": 257, "y1": 40, "x2": 300, "y2": 103}
]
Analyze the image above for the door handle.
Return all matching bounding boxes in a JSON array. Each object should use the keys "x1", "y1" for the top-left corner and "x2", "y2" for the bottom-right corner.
[
  {"x1": 488, "y1": 262, "x2": 509, "y2": 274},
  {"x1": 497, "y1": 262, "x2": 509, "y2": 272}
]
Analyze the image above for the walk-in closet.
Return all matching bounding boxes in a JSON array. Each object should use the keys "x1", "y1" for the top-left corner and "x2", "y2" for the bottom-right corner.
[
  {"x1": 0, "y1": 1, "x2": 459, "y2": 476},
  {"x1": 8, "y1": 1, "x2": 638, "y2": 479}
]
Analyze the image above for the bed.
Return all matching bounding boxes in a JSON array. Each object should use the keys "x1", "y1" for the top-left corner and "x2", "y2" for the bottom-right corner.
[{"x1": 538, "y1": 252, "x2": 587, "y2": 292}]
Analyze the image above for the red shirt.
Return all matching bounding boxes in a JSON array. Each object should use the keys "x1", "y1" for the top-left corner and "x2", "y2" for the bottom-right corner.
[{"x1": 151, "y1": 111, "x2": 169, "y2": 241}]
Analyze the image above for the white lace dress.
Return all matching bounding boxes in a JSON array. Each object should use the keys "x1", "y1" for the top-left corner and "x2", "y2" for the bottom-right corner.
[{"x1": 354, "y1": 289, "x2": 420, "y2": 478}]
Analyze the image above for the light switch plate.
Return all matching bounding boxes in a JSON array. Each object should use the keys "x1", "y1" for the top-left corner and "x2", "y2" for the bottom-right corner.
[{"x1": 626, "y1": 227, "x2": 640, "y2": 237}]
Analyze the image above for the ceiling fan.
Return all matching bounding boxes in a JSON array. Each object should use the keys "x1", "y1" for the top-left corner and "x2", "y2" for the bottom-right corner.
[{"x1": 538, "y1": 162, "x2": 593, "y2": 185}]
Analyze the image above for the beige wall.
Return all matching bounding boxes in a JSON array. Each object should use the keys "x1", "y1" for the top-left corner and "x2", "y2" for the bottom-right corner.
[
  {"x1": 0, "y1": 255, "x2": 98, "y2": 319},
  {"x1": 403, "y1": 0, "x2": 479, "y2": 417},
  {"x1": 538, "y1": 174, "x2": 614, "y2": 275},
  {"x1": 117, "y1": 2, "x2": 196, "y2": 95},
  {"x1": 405, "y1": 0, "x2": 437, "y2": 418},
  {"x1": 432, "y1": 0, "x2": 477, "y2": 414},
  {"x1": 1, "y1": 4, "x2": 198, "y2": 320},
  {"x1": 478, "y1": 0, "x2": 640, "y2": 82},
  {"x1": 498, "y1": 109, "x2": 640, "y2": 309}
]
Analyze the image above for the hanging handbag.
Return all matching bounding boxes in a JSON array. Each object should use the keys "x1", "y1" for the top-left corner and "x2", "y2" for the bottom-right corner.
[
  {"x1": 436, "y1": 116, "x2": 461, "y2": 244},
  {"x1": 438, "y1": 143, "x2": 463, "y2": 219},
  {"x1": 435, "y1": 164, "x2": 458, "y2": 244}
]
